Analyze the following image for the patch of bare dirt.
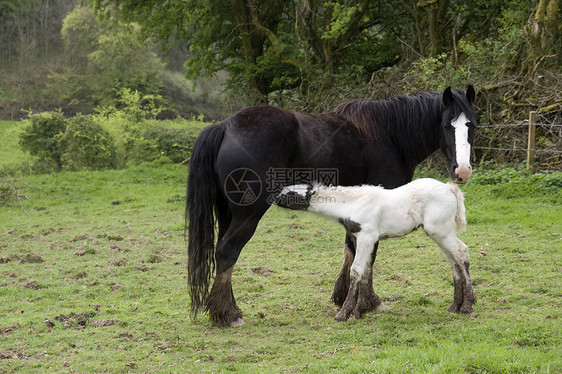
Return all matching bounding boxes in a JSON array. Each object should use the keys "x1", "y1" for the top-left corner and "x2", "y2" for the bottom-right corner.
[
  {"x1": 0, "y1": 349, "x2": 29, "y2": 360},
  {"x1": 24, "y1": 281, "x2": 41, "y2": 290},
  {"x1": 0, "y1": 253, "x2": 44, "y2": 264},
  {"x1": 252, "y1": 267, "x2": 276, "y2": 276},
  {"x1": 1, "y1": 322, "x2": 21, "y2": 336},
  {"x1": 54, "y1": 312, "x2": 97, "y2": 329}
]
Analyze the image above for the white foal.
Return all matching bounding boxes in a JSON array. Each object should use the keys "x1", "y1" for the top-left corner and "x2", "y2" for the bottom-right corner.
[{"x1": 275, "y1": 178, "x2": 476, "y2": 321}]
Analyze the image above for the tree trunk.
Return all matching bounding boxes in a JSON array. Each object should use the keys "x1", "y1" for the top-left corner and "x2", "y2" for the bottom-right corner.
[
  {"x1": 531, "y1": 0, "x2": 560, "y2": 70},
  {"x1": 416, "y1": 0, "x2": 450, "y2": 57}
]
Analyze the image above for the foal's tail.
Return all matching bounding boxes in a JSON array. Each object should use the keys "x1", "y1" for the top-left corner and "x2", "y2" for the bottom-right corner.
[
  {"x1": 186, "y1": 124, "x2": 226, "y2": 318},
  {"x1": 449, "y1": 183, "x2": 467, "y2": 232}
]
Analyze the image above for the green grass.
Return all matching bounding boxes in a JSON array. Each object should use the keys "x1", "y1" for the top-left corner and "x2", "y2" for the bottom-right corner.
[
  {"x1": 1, "y1": 155, "x2": 561, "y2": 372},
  {"x1": 0, "y1": 121, "x2": 33, "y2": 170}
]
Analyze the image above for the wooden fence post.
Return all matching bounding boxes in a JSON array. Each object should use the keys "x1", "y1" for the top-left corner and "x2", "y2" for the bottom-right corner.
[{"x1": 527, "y1": 111, "x2": 537, "y2": 169}]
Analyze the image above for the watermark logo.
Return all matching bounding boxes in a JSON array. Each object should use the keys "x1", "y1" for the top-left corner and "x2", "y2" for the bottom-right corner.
[
  {"x1": 266, "y1": 167, "x2": 338, "y2": 191},
  {"x1": 224, "y1": 168, "x2": 262, "y2": 206},
  {"x1": 224, "y1": 167, "x2": 339, "y2": 206}
]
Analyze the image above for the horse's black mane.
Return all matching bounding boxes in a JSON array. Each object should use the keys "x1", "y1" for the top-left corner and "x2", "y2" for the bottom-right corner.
[
  {"x1": 333, "y1": 90, "x2": 471, "y2": 166},
  {"x1": 333, "y1": 91, "x2": 443, "y2": 141}
]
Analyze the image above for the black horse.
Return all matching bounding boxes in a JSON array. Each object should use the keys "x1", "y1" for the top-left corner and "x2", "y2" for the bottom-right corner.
[{"x1": 187, "y1": 86, "x2": 477, "y2": 326}]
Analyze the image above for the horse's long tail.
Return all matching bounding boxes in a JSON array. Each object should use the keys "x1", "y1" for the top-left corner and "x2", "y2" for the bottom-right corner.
[
  {"x1": 449, "y1": 183, "x2": 467, "y2": 232},
  {"x1": 186, "y1": 124, "x2": 226, "y2": 318}
]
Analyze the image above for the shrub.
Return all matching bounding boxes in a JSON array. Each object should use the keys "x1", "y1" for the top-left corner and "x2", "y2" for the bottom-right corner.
[
  {"x1": 0, "y1": 179, "x2": 18, "y2": 205},
  {"x1": 142, "y1": 125, "x2": 198, "y2": 163},
  {"x1": 470, "y1": 166, "x2": 562, "y2": 203},
  {"x1": 18, "y1": 111, "x2": 67, "y2": 169},
  {"x1": 59, "y1": 115, "x2": 117, "y2": 171}
]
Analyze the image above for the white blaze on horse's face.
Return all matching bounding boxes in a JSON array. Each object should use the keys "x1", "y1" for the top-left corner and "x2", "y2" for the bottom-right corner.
[{"x1": 451, "y1": 112, "x2": 472, "y2": 183}]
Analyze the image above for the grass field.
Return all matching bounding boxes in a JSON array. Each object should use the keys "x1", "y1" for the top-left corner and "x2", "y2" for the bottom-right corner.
[
  {"x1": 0, "y1": 121, "x2": 33, "y2": 170},
  {"x1": 1, "y1": 121, "x2": 561, "y2": 373}
]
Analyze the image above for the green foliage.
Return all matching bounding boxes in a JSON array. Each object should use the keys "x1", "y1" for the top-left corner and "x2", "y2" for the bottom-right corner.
[
  {"x1": 59, "y1": 115, "x2": 117, "y2": 171},
  {"x1": 18, "y1": 111, "x2": 67, "y2": 169},
  {"x1": 13, "y1": 99, "x2": 205, "y2": 173},
  {"x1": 47, "y1": 6, "x2": 165, "y2": 111},
  {"x1": 469, "y1": 166, "x2": 562, "y2": 202},
  {"x1": 95, "y1": 88, "x2": 167, "y2": 123},
  {"x1": 93, "y1": 88, "x2": 173, "y2": 166},
  {"x1": 18, "y1": 111, "x2": 118, "y2": 172},
  {"x1": 142, "y1": 125, "x2": 197, "y2": 163},
  {"x1": 60, "y1": 5, "x2": 100, "y2": 72},
  {"x1": 92, "y1": 0, "x2": 396, "y2": 108},
  {"x1": 322, "y1": 1, "x2": 360, "y2": 40},
  {"x1": 0, "y1": 179, "x2": 18, "y2": 205}
]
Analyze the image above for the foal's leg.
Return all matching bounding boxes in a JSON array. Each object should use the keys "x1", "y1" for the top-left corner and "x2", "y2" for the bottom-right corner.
[
  {"x1": 332, "y1": 236, "x2": 386, "y2": 311},
  {"x1": 206, "y1": 214, "x2": 262, "y2": 327},
  {"x1": 451, "y1": 238, "x2": 477, "y2": 313},
  {"x1": 335, "y1": 235, "x2": 387, "y2": 321},
  {"x1": 427, "y1": 232, "x2": 476, "y2": 314}
]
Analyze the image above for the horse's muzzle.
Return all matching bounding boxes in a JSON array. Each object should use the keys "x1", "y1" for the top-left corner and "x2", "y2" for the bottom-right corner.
[{"x1": 453, "y1": 164, "x2": 472, "y2": 184}]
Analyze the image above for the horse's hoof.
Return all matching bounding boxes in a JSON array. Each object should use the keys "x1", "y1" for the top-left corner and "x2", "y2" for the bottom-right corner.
[
  {"x1": 376, "y1": 302, "x2": 392, "y2": 311},
  {"x1": 228, "y1": 318, "x2": 246, "y2": 327},
  {"x1": 447, "y1": 303, "x2": 460, "y2": 313},
  {"x1": 334, "y1": 311, "x2": 348, "y2": 322}
]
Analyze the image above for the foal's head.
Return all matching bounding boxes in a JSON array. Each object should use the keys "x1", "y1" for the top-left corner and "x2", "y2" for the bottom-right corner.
[{"x1": 440, "y1": 86, "x2": 477, "y2": 184}]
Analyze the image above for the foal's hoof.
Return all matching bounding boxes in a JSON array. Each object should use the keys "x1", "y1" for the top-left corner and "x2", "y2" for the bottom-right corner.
[{"x1": 228, "y1": 318, "x2": 246, "y2": 327}]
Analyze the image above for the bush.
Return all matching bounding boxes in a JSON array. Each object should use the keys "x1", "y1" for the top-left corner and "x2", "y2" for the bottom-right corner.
[
  {"x1": 17, "y1": 107, "x2": 207, "y2": 173},
  {"x1": 19, "y1": 111, "x2": 67, "y2": 169},
  {"x1": 0, "y1": 179, "x2": 18, "y2": 205},
  {"x1": 142, "y1": 124, "x2": 198, "y2": 163},
  {"x1": 469, "y1": 165, "x2": 562, "y2": 203},
  {"x1": 60, "y1": 115, "x2": 117, "y2": 171}
]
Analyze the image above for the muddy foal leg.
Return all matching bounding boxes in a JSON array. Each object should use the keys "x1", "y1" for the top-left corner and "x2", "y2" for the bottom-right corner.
[
  {"x1": 335, "y1": 235, "x2": 389, "y2": 322},
  {"x1": 332, "y1": 236, "x2": 387, "y2": 312},
  {"x1": 448, "y1": 238, "x2": 477, "y2": 313},
  {"x1": 429, "y1": 233, "x2": 477, "y2": 314}
]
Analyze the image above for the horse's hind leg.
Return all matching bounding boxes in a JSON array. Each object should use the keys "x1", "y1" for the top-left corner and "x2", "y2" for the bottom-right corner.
[
  {"x1": 428, "y1": 232, "x2": 476, "y2": 314},
  {"x1": 332, "y1": 237, "x2": 387, "y2": 313},
  {"x1": 206, "y1": 212, "x2": 263, "y2": 327},
  {"x1": 332, "y1": 238, "x2": 354, "y2": 307}
]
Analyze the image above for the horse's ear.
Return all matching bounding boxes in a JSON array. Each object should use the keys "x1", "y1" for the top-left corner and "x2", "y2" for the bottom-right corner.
[
  {"x1": 466, "y1": 85, "x2": 476, "y2": 104},
  {"x1": 443, "y1": 87, "x2": 453, "y2": 107}
]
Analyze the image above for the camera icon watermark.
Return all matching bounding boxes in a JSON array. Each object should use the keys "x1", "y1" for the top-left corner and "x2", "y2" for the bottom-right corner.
[
  {"x1": 223, "y1": 168, "x2": 262, "y2": 206},
  {"x1": 224, "y1": 167, "x2": 339, "y2": 206}
]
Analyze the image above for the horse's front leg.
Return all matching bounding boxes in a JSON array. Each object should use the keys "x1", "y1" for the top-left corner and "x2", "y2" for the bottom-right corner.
[
  {"x1": 335, "y1": 236, "x2": 389, "y2": 321},
  {"x1": 332, "y1": 236, "x2": 388, "y2": 313}
]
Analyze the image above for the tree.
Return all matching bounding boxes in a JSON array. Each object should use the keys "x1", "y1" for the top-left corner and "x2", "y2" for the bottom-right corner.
[
  {"x1": 18, "y1": 110, "x2": 67, "y2": 169},
  {"x1": 46, "y1": 6, "x2": 165, "y2": 111},
  {"x1": 91, "y1": 0, "x2": 393, "y2": 107},
  {"x1": 530, "y1": 0, "x2": 561, "y2": 70}
]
